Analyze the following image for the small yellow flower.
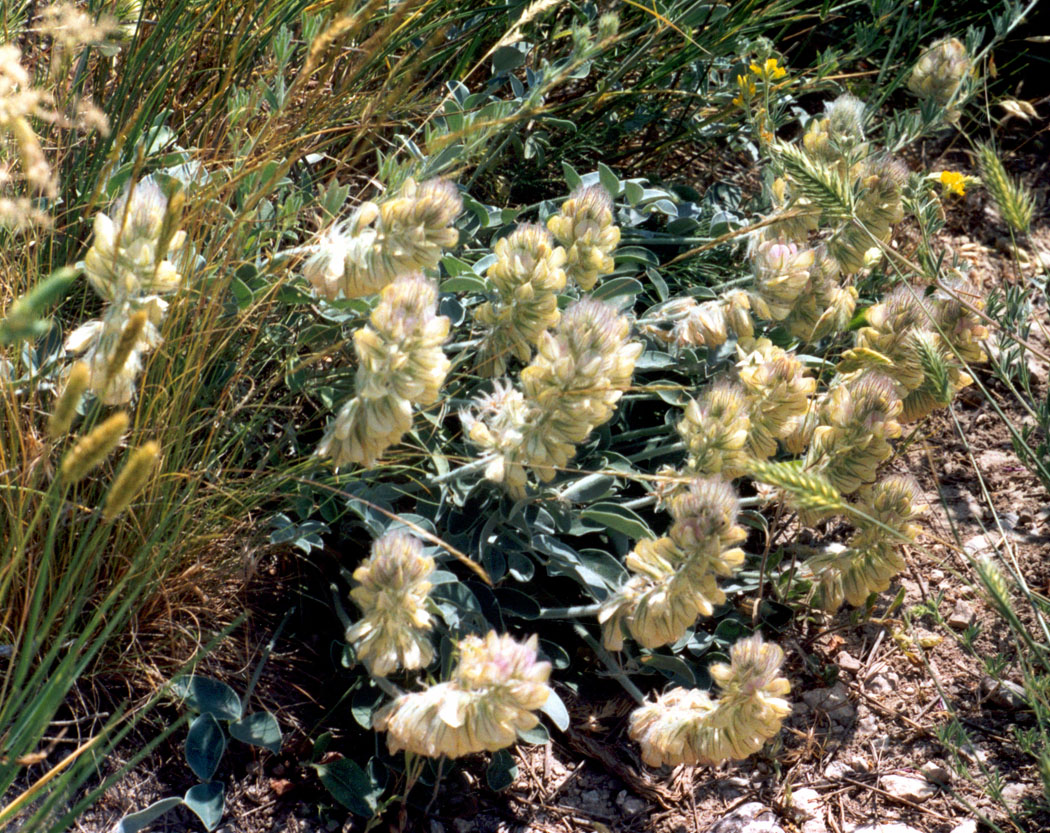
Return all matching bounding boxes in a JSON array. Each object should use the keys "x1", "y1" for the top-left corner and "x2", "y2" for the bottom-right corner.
[
  {"x1": 937, "y1": 170, "x2": 967, "y2": 197},
  {"x1": 750, "y1": 57, "x2": 786, "y2": 81},
  {"x1": 732, "y1": 73, "x2": 756, "y2": 107}
]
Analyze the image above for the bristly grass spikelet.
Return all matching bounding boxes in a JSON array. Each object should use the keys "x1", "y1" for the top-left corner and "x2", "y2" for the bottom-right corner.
[
  {"x1": 49, "y1": 362, "x2": 91, "y2": 439},
  {"x1": 747, "y1": 459, "x2": 846, "y2": 515},
  {"x1": 977, "y1": 143, "x2": 1034, "y2": 235},
  {"x1": 774, "y1": 142, "x2": 853, "y2": 222}
]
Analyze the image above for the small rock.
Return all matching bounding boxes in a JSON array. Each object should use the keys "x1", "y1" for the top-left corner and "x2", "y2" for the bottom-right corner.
[
  {"x1": 921, "y1": 760, "x2": 952, "y2": 785},
  {"x1": 718, "y1": 775, "x2": 750, "y2": 798},
  {"x1": 707, "y1": 802, "x2": 785, "y2": 833},
  {"x1": 856, "y1": 712, "x2": 879, "y2": 737},
  {"x1": 979, "y1": 676, "x2": 1027, "y2": 709},
  {"x1": 454, "y1": 820, "x2": 473, "y2": 833},
  {"x1": 615, "y1": 790, "x2": 647, "y2": 815},
  {"x1": 802, "y1": 683, "x2": 855, "y2": 725},
  {"x1": 964, "y1": 534, "x2": 993, "y2": 556},
  {"x1": 949, "y1": 821, "x2": 977, "y2": 833},
  {"x1": 930, "y1": 569, "x2": 945, "y2": 581},
  {"x1": 864, "y1": 672, "x2": 898, "y2": 695},
  {"x1": 580, "y1": 789, "x2": 604, "y2": 810},
  {"x1": 1001, "y1": 782, "x2": 1026, "y2": 808},
  {"x1": 430, "y1": 822, "x2": 446, "y2": 833},
  {"x1": 789, "y1": 787, "x2": 826, "y2": 833},
  {"x1": 848, "y1": 755, "x2": 870, "y2": 773},
  {"x1": 836, "y1": 651, "x2": 862, "y2": 673},
  {"x1": 948, "y1": 600, "x2": 976, "y2": 630},
  {"x1": 849, "y1": 825, "x2": 924, "y2": 833},
  {"x1": 824, "y1": 760, "x2": 853, "y2": 780},
  {"x1": 880, "y1": 774, "x2": 937, "y2": 803}
]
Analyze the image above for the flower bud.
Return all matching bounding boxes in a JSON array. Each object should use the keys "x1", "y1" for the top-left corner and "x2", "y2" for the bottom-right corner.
[{"x1": 908, "y1": 38, "x2": 970, "y2": 109}]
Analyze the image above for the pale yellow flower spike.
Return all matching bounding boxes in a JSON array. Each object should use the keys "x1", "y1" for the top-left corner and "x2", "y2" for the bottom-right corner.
[
  {"x1": 463, "y1": 298, "x2": 642, "y2": 496},
  {"x1": 303, "y1": 178, "x2": 461, "y2": 301},
  {"x1": 375, "y1": 631, "x2": 551, "y2": 758},
  {"x1": 346, "y1": 530, "x2": 436, "y2": 677},
  {"x1": 806, "y1": 474, "x2": 925, "y2": 610},
  {"x1": 474, "y1": 223, "x2": 568, "y2": 376},
  {"x1": 736, "y1": 338, "x2": 816, "y2": 460},
  {"x1": 600, "y1": 478, "x2": 747, "y2": 651},
  {"x1": 317, "y1": 274, "x2": 451, "y2": 469},
  {"x1": 629, "y1": 634, "x2": 791, "y2": 767},
  {"x1": 547, "y1": 184, "x2": 620, "y2": 291}
]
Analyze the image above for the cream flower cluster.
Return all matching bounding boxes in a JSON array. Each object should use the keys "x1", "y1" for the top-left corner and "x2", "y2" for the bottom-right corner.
[
  {"x1": 828, "y1": 155, "x2": 908, "y2": 274},
  {"x1": 346, "y1": 531, "x2": 436, "y2": 677},
  {"x1": 749, "y1": 239, "x2": 857, "y2": 343},
  {"x1": 736, "y1": 338, "x2": 817, "y2": 460},
  {"x1": 677, "y1": 382, "x2": 751, "y2": 480},
  {"x1": 375, "y1": 631, "x2": 551, "y2": 758},
  {"x1": 83, "y1": 177, "x2": 188, "y2": 300},
  {"x1": 317, "y1": 274, "x2": 450, "y2": 469},
  {"x1": 801, "y1": 94, "x2": 867, "y2": 165},
  {"x1": 546, "y1": 184, "x2": 620, "y2": 291},
  {"x1": 803, "y1": 372, "x2": 903, "y2": 496},
  {"x1": 66, "y1": 179, "x2": 187, "y2": 404},
  {"x1": 303, "y1": 178, "x2": 461, "y2": 301},
  {"x1": 842, "y1": 280, "x2": 987, "y2": 423},
  {"x1": 463, "y1": 298, "x2": 642, "y2": 496},
  {"x1": 637, "y1": 291, "x2": 753, "y2": 351},
  {"x1": 600, "y1": 478, "x2": 746, "y2": 651},
  {"x1": 908, "y1": 38, "x2": 971, "y2": 110},
  {"x1": 628, "y1": 634, "x2": 790, "y2": 767},
  {"x1": 806, "y1": 474, "x2": 924, "y2": 609},
  {"x1": 474, "y1": 224, "x2": 568, "y2": 376}
]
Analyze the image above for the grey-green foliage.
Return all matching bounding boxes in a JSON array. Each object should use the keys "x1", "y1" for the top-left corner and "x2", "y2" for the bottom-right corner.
[{"x1": 115, "y1": 676, "x2": 282, "y2": 833}]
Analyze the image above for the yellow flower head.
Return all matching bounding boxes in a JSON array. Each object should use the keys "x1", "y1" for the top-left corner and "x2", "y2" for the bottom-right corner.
[
  {"x1": 938, "y1": 170, "x2": 967, "y2": 197},
  {"x1": 732, "y1": 73, "x2": 757, "y2": 107},
  {"x1": 750, "y1": 57, "x2": 786, "y2": 81}
]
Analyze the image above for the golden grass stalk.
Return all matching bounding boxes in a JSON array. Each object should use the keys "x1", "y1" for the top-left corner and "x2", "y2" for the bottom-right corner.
[
  {"x1": 103, "y1": 441, "x2": 161, "y2": 521},
  {"x1": 59, "y1": 412, "x2": 129, "y2": 482},
  {"x1": 48, "y1": 362, "x2": 90, "y2": 439}
]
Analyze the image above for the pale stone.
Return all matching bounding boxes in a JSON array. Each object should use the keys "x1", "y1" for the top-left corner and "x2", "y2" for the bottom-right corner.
[
  {"x1": 948, "y1": 599, "x2": 976, "y2": 630},
  {"x1": 836, "y1": 651, "x2": 862, "y2": 673},
  {"x1": 880, "y1": 774, "x2": 937, "y2": 803},
  {"x1": 949, "y1": 821, "x2": 977, "y2": 833},
  {"x1": 802, "y1": 683, "x2": 855, "y2": 725},
  {"x1": 789, "y1": 787, "x2": 826, "y2": 833},
  {"x1": 848, "y1": 825, "x2": 923, "y2": 833},
  {"x1": 921, "y1": 760, "x2": 952, "y2": 785},
  {"x1": 707, "y1": 802, "x2": 786, "y2": 833}
]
